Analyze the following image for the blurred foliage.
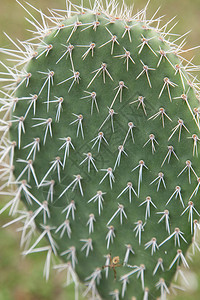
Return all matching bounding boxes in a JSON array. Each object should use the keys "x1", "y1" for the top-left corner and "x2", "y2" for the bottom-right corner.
[{"x1": 0, "y1": 0, "x2": 200, "y2": 299}]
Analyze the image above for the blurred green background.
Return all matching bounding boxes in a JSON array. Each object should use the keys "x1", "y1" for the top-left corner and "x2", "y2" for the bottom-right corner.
[{"x1": 0, "y1": 0, "x2": 200, "y2": 299}]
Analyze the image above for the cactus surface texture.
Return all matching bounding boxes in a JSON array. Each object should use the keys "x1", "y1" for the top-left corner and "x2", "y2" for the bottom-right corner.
[{"x1": 1, "y1": 1, "x2": 200, "y2": 299}]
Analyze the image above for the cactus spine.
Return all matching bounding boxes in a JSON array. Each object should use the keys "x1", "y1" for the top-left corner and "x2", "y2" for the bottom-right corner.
[{"x1": 1, "y1": 1, "x2": 200, "y2": 299}]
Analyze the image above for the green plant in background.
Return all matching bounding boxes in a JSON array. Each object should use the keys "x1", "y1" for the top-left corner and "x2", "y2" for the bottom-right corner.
[{"x1": 0, "y1": 0, "x2": 200, "y2": 299}]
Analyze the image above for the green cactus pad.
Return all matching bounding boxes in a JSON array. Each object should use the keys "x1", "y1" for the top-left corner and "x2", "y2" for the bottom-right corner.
[{"x1": 1, "y1": 1, "x2": 200, "y2": 299}]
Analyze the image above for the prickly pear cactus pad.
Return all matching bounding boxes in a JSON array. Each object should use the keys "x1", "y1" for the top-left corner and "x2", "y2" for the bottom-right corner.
[{"x1": 1, "y1": 0, "x2": 200, "y2": 299}]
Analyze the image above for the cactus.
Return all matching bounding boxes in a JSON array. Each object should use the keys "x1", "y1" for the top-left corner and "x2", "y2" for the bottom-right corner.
[{"x1": 1, "y1": 0, "x2": 200, "y2": 299}]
